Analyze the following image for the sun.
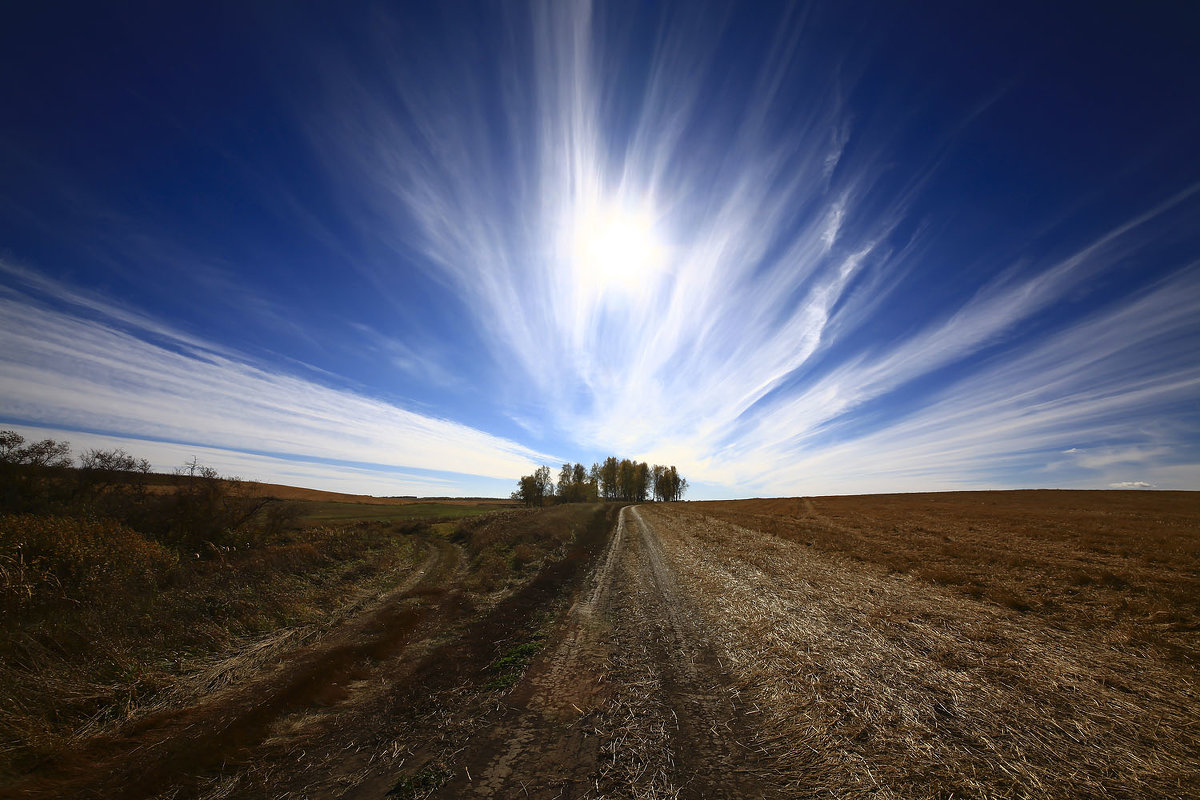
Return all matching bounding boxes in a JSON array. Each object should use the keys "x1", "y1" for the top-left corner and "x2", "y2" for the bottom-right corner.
[{"x1": 572, "y1": 203, "x2": 667, "y2": 295}]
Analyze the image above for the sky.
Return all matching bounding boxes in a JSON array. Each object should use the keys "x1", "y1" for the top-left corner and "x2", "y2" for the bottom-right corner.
[{"x1": 1, "y1": 1, "x2": 1198, "y2": 499}]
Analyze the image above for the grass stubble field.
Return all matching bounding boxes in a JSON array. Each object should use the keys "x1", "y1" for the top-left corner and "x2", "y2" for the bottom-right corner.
[
  {"x1": 648, "y1": 491, "x2": 1200, "y2": 798},
  {"x1": 1, "y1": 488, "x2": 1196, "y2": 799}
]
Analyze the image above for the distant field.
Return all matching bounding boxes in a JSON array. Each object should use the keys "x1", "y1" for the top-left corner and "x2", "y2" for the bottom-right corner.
[
  {"x1": 295, "y1": 500, "x2": 509, "y2": 524},
  {"x1": 138, "y1": 472, "x2": 518, "y2": 523},
  {"x1": 141, "y1": 473, "x2": 516, "y2": 508},
  {"x1": 692, "y1": 489, "x2": 1200, "y2": 640}
]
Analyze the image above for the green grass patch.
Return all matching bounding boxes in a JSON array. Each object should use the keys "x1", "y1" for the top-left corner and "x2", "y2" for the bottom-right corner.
[
  {"x1": 486, "y1": 630, "x2": 547, "y2": 691},
  {"x1": 387, "y1": 765, "x2": 453, "y2": 798}
]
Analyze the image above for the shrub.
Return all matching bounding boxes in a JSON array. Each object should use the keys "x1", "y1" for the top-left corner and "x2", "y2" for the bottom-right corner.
[
  {"x1": 0, "y1": 431, "x2": 73, "y2": 514},
  {"x1": 511, "y1": 543, "x2": 537, "y2": 569},
  {"x1": 0, "y1": 514, "x2": 175, "y2": 610},
  {"x1": 138, "y1": 460, "x2": 271, "y2": 553}
]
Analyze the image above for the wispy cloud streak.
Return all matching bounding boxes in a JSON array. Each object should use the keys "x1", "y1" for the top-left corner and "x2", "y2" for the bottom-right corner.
[
  {"x1": 3, "y1": 3, "x2": 1196, "y2": 497},
  {"x1": 316, "y1": 6, "x2": 879, "y2": 443},
  {"x1": 306, "y1": 3, "x2": 1199, "y2": 493},
  {"x1": 728, "y1": 267, "x2": 1200, "y2": 493},
  {"x1": 0, "y1": 265, "x2": 555, "y2": 489}
]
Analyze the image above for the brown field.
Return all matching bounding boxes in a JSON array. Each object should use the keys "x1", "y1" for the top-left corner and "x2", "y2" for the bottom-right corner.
[
  {"x1": 656, "y1": 491, "x2": 1200, "y2": 798},
  {"x1": 141, "y1": 473, "x2": 518, "y2": 507},
  {"x1": 2, "y1": 490, "x2": 1196, "y2": 799}
]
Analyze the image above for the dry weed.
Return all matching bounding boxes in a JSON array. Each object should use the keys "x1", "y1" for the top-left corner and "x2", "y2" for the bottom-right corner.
[
  {"x1": 586, "y1": 583, "x2": 681, "y2": 799},
  {"x1": 642, "y1": 501, "x2": 1200, "y2": 799}
]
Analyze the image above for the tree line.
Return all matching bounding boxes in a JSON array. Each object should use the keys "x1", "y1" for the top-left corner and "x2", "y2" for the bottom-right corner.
[
  {"x1": 511, "y1": 457, "x2": 687, "y2": 507},
  {"x1": 0, "y1": 430, "x2": 296, "y2": 555}
]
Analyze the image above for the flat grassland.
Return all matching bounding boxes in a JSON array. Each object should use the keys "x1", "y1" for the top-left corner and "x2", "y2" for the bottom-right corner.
[
  {"x1": 140, "y1": 474, "x2": 517, "y2": 524},
  {"x1": 141, "y1": 474, "x2": 514, "y2": 507}
]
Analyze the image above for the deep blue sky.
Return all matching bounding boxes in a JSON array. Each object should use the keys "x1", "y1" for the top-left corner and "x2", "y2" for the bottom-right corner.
[{"x1": 2, "y1": 1, "x2": 1198, "y2": 497}]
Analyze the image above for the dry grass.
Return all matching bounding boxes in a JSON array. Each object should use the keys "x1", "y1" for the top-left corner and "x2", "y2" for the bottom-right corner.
[
  {"x1": 642, "y1": 491, "x2": 1200, "y2": 799},
  {"x1": 589, "y1": 638, "x2": 680, "y2": 800},
  {"x1": 295, "y1": 500, "x2": 505, "y2": 525},
  {"x1": 0, "y1": 518, "x2": 428, "y2": 779},
  {"x1": 139, "y1": 474, "x2": 517, "y2": 507},
  {"x1": 453, "y1": 505, "x2": 595, "y2": 593},
  {"x1": 1, "y1": 502, "x2": 613, "y2": 798},
  {"x1": 698, "y1": 491, "x2": 1200, "y2": 663},
  {"x1": 585, "y1": 536, "x2": 681, "y2": 800}
]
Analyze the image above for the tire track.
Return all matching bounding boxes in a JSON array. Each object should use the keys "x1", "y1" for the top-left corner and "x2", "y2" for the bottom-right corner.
[
  {"x1": 430, "y1": 509, "x2": 626, "y2": 799},
  {"x1": 444, "y1": 506, "x2": 778, "y2": 799},
  {"x1": 607, "y1": 506, "x2": 777, "y2": 800},
  {"x1": 12, "y1": 506, "x2": 779, "y2": 799},
  {"x1": 7, "y1": 535, "x2": 463, "y2": 800}
]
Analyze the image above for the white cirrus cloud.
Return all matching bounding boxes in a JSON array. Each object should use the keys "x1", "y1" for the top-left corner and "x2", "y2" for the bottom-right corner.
[
  {"x1": 5, "y1": 5, "x2": 1198, "y2": 499},
  {"x1": 0, "y1": 263, "x2": 557, "y2": 489},
  {"x1": 300, "y1": 3, "x2": 1200, "y2": 496}
]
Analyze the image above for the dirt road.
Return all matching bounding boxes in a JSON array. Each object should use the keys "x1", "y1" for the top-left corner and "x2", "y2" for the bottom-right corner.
[
  {"x1": 6, "y1": 533, "x2": 467, "y2": 799},
  {"x1": 17, "y1": 492, "x2": 1186, "y2": 798},
  {"x1": 3, "y1": 505, "x2": 779, "y2": 799},
  {"x1": 432, "y1": 505, "x2": 778, "y2": 800}
]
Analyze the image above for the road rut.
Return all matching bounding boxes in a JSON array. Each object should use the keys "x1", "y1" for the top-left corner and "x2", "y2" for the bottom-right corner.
[
  {"x1": 435, "y1": 506, "x2": 778, "y2": 800},
  {"x1": 4, "y1": 505, "x2": 779, "y2": 799}
]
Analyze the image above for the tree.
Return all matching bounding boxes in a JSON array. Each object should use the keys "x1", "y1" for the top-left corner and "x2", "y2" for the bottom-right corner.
[
  {"x1": 534, "y1": 466, "x2": 555, "y2": 503},
  {"x1": 512, "y1": 457, "x2": 686, "y2": 506},
  {"x1": 664, "y1": 466, "x2": 687, "y2": 501},
  {"x1": 617, "y1": 459, "x2": 634, "y2": 501},
  {"x1": 600, "y1": 457, "x2": 619, "y2": 500},
  {"x1": 589, "y1": 462, "x2": 603, "y2": 501},
  {"x1": 0, "y1": 430, "x2": 73, "y2": 513},
  {"x1": 650, "y1": 464, "x2": 687, "y2": 501},
  {"x1": 511, "y1": 475, "x2": 540, "y2": 507},
  {"x1": 633, "y1": 461, "x2": 650, "y2": 502},
  {"x1": 557, "y1": 463, "x2": 574, "y2": 500},
  {"x1": 554, "y1": 462, "x2": 592, "y2": 503},
  {"x1": 512, "y1": 465, "x2": 556, "y2": 507}
]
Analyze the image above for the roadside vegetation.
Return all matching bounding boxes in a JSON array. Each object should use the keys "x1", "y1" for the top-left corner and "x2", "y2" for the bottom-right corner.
[
  {"x1": 1, "y1": 497, "x2": 613, "y2": 798},
  {"x1": 452, "y1": 506, "x2": 595, "y2": 593},
  {"x1": 0, "y1": 430, "x2": 519, "y2": 782},
  {"x1": 295, "y1": 500, "x2": 501, "y2": 525},
  {"x1": 512, "y1": 456, "x2": 687, "y2": 506},
  {"x1": 1, "y1": 513, "x2": 428, "y2": 779}
]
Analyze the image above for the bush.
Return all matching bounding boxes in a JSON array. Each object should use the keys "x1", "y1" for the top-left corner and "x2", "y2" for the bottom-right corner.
[
  {"x1": 0, "y1": 514, "x2": 175, "y2": 610},
  {"x1": 0, "y1": 431, "x2": 73, "y2": 514},
  {"x1": 73, "y1": 447, "x2": 153, "y2": 524},
  {"x1": 136, "y1": 460, "x2": 271, "y2": 554},
  {"x1": 0, "y1": 434, "x2": 276, "y2": 557}
]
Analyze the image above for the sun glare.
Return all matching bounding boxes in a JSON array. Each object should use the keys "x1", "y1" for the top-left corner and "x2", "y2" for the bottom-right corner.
[{"x1": 572, "y1": 204, "x2": 666, "y2": 295}]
